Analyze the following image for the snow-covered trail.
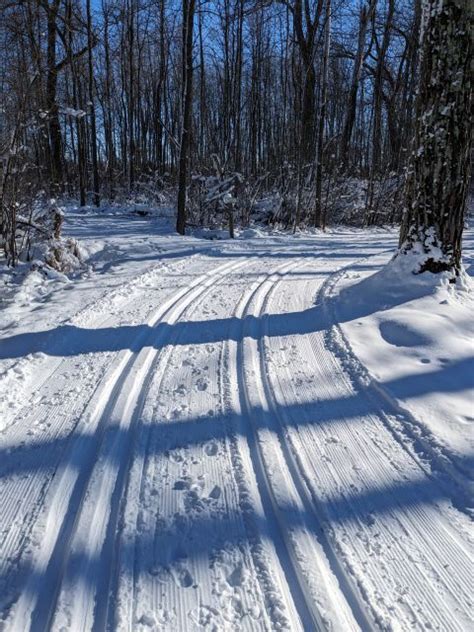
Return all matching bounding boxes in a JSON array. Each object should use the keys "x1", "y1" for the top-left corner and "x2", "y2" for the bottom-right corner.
[{"x1": 0, "y1": 214, "x2": 472, "y2": 631}]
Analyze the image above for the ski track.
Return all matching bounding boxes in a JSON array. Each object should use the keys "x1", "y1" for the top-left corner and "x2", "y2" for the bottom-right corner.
[
  {"x1": 0, "y1": 254, "x2": 221, "y2": 611},
  {"x1": 322, "y1": 265, "x2": 474, "y2": 511},
  {"x1": 1, "y1": 257, "x2": 249, "y2": 630},
  {"x1": 115, "y1": 258, "x2": 307, "y2": 632},
  {"x1": 0, "y1": 238, "x2": 472, "y2": 632},
  {"x1": 262, "y1": 259, "x2": 473, "y2": 631},
  {"x1": 0, "y1": 250, "x2": 215, "y2": 433}
]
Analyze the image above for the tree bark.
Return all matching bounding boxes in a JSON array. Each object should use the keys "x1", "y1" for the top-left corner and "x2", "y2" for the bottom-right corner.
[
  {"x1": 87, "y1": 0, "x2": 100, "y2": 207},
  {"x1": 371, "y1": 0, "x2": 394, "y2": 175},
  {"x1": 314, "y1": 0, "x2": 331, "y2": 227},
  {"x1": 46, "y1": 0, "x2": 63, "y2": 193},
  {"x1": 339, "y1": 0, "x2": 376, "y2": 168},
  {"x1": 176, "y1": 0, "x2": 196, "y2": 235},
  {"x1": 292, "y1": 0, "x2": 323, "y2": 164},
  {"x1": 399, "y1": 0, "x2": 472, "y2": 274}
]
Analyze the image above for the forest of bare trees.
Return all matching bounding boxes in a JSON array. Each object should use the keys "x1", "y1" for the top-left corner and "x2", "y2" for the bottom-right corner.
[
  {"x1": 0, "y1": 0, "x2": 471, "y2": 269},
  {"x1": 0, "y1": 6, "x2": 473, "y2": 627}
]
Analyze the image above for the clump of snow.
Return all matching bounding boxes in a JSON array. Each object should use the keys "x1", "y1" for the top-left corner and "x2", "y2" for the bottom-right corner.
[
  {"x1": 29, "y1": 237, "x2": 82, "y2": 275},
  {"x1": 15, "y1": 199, "x2": 82, "y2": 274},
  {"x1": 238, "y1": 227, "x2": 266, "y2": 239},
  {"x1": 399, "y1": 226, "x2": 459, "y2": 275},
  {"x1": 336, "y1": 240, "x2": 470, "y2": 317},
  {"x1": 59, "y1": 107, "x2": 86, "y2": 119},
  {"x1": 191, "y1": 227, "x2": 231, "y2": 240}
]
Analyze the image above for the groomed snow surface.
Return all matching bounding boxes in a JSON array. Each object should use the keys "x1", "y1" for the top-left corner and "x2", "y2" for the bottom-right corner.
[{"x1": 0, "y1": 208, "x2": 472, "y2": 632}]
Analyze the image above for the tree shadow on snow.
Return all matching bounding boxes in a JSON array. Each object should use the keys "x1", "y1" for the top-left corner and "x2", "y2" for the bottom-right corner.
[
  {"x1": 0, "y1": 260, "x2": 454, "y2": 362},
  {"x1": 1, "y1": 400, "x2": 472, "y2": 630}
]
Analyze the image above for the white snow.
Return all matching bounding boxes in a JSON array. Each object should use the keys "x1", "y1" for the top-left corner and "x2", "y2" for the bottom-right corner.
[
  {"x1": 0, "y1": 208, "x2": 472, "y2": 631},
  {"x1": 332, "y1": 245, "x2": 474, "y2": 466}
]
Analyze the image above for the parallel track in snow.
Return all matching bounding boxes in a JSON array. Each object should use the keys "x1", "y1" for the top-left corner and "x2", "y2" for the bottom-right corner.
[
  {"x1": 114, "y1": 258, "x2": 317, "y2": 632},
  {"x1": 321, "y1": 264, "x2": 474, "y2": 510},
  {"x1": 223, "y1": 259, "x2": 313, "y2": 631},
  {"x1": 225, "y1": 259, "x2": 371, "y2": 631},
  {"x1": 262, "y1": 260, "x2": 473, "y2": 630},
  {"x1": 2, "y1": 243, "x2": 471, "y2": 631},
  {"x1": 113, "y1": 258, "x2": 343, "y2": 632},
  {"x1": 0, "y1": 244, "x2": 220, "y2": 434},
  {"x1": 256, "y1": 264, "x2": 374, "y2": 630},
  {"x1": 104, "y1": 256, "x2": 262, "y2": 632},
  {"x1": 5, "y1": 257, "x2": 251, "y2": 631}
]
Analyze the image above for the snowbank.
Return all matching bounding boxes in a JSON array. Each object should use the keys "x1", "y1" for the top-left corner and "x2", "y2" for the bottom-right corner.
[{"x1": 332, "y1": 245, "x2": 474, "y2": 465}]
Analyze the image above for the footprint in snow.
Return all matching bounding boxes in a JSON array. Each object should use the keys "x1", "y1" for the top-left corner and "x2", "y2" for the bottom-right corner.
[
  {"x1": 204, "y1": 442, "x2": 218, "y2": 456},
  {"x1": 174, "y1": 476, "x2": 205, "y2": 496},
  {"x1": 189, "y1": 605, "x2": 220, "y2": 627},
  {"x1": 169, "y1": 561, "x2": 194, "y2": 588},
  {"x1": 137, "y1": 612, "x2": 157, "y2": 628},
  {"x1": 177, "y1": 567, "x2": 194, "y2": 588},
  {"x1": 173, "y1": 480, "x2": 189, "y2": 491},
  {"x1": 226, "y1": 562, "x2": 247, "y2": 588},
  {"x1": 209, "y1": 485, "x2": 222, "y2": 500},
  {"x1": 184, "y1": 489, "x2": 207, "y2": 512},
  {"x1": 168, "y1": 450, "x2": 184, "y2": 463}
]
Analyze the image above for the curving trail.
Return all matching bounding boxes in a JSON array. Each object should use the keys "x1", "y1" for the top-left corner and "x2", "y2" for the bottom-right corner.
[{"x1": 0, "y1": 231, "x2": 471, "y2": 632}]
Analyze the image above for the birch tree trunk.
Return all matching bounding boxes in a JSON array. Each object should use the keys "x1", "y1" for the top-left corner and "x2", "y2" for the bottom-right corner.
[{"x1": 399, "y1": 0, "x2": 472, "y2": 274}]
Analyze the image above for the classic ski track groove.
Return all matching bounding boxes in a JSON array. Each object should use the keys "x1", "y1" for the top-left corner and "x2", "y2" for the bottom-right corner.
[
  {"x1": 235, "y1": 258, "x2": 323, "y2": 631},
  {"x1": 229, "y1": 256, "x2": 377, "y2": 631},
  {"x1": 226, "y1": 258, "x2": 311, "y2": 631},
  {"x1": 111, "y1": 258, "x2": 279, "y2": 632},
  {"x1": 102, "y1": 256, "x2": 257, "y2": 632},
  {"x1": 256, "y1": 262, "x2": 375, "y2": 631},
  {"x1": 267, "y1": 258, "x2": 472, "y2": 629},
  {"x1": 83, "y1": 257, "x2": 255, "y2": 632},
  {"x1": 6, "y1": 256, "x2": 249, "y2": 632},
  {"x1": 321, "y1": 264, "x2": 474, "y2": 507},
  {"x1": 118, "y1": 258, "x2": 312, "y2": 632},
  {"x1": 1, "y1": 244, "x2": 219, "y2": 433}
]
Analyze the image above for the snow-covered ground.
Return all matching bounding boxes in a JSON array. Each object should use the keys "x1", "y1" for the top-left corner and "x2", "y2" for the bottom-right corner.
[{"x1": 0, "y1": 208, "x2": 472, "y2": 631}]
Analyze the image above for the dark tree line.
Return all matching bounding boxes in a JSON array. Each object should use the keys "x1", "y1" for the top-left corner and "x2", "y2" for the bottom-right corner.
[{"x1": 0, "y1": 0, "x2": 471, "y2": 273}]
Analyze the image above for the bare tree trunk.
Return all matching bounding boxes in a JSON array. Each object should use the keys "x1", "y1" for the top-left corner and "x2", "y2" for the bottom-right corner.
[
  {"x1": 292, "y1": 0, "x2": 324, "y2": 165},
  {"x1": 46, "y1": 0, "x2": 63, "y2": 193},
  {"x1": 103, "y1": 0, "x2": 115, "y2": 197},
  {"x1": 65, "y1": 0, "x2": 86, "y2": 206},
  {"x1": 233, "y1": 0, "x2": 245, "y2": 172},
  {"x1": 156, "y1": 0, "x2": 167, "y2": 174},
  {"x1": 314, "y1": 0, "x2": 331, "y2": 227},
  {"x1": 176, "y1": 0, "x2": 196, "y2": 235},
  {"x1": 127, "y1": 0, "x2": 136, "y2": 192},
  {"x1": 371, "y1": 0, "x2": 394, "y2": 175},
  {"x1": 399, "y1": 0, "x2": 472, "y2": 274},
  {"x1": 87, "y1": 0, "x2": 100, "y2": 207},
  {"x1": 339, "y1": 0, "x2": 376, "y2": 168}
]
